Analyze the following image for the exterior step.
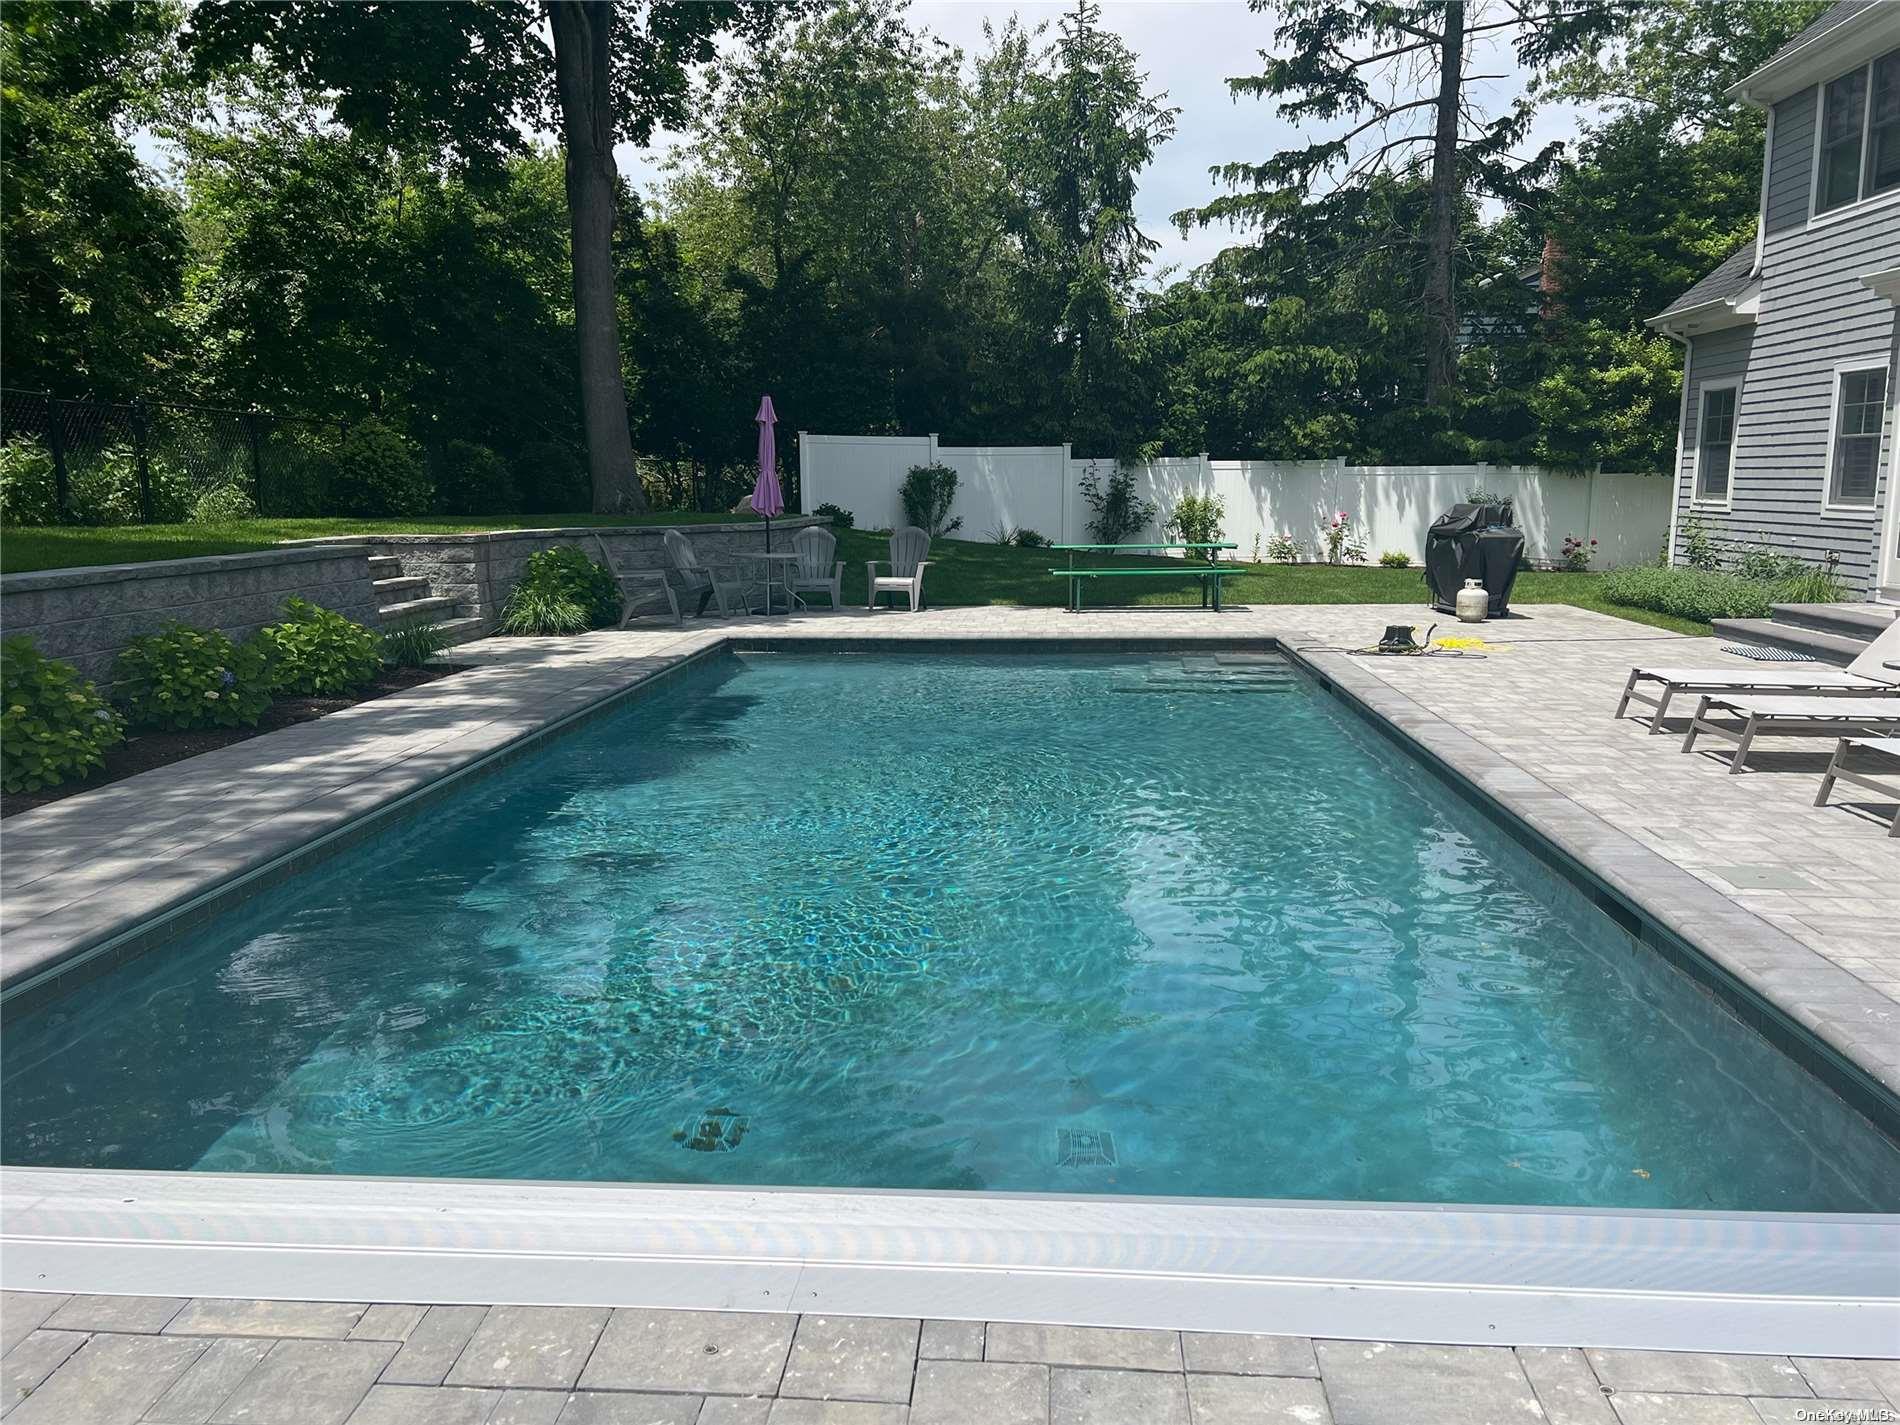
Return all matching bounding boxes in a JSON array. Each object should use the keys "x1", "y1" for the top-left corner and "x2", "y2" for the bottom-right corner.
[
  {"x1": 1710, "y1": 618, "x2": 1869, "y2": 668},
  {"x1": 373, "y1": 574, "x2": 430, "y2": 597},
  {"x1": 429, "y1": 616, "x2": 487, "y2": 646},
  {"x1": 1769, "y1": 602, "x2": 1898, "y2": 642},
  {"x1": 366, "y1": 554, "x2": 403, "y2": 574},
  {"x1": 378, "y1": 594, "x2": 460, "y2": 624}
]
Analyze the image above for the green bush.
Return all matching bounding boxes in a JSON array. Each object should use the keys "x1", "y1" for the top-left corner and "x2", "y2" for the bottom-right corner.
[
  {"x1": 190, "y1": 483, "x2": 257, "y2": 524},
  {"x1": 1012, "y1": 528, "x2": 1050, "y2": 548},
  {"x1": 253, "y1": 598, "x2": 382, "y2": 696},
  {"x1": 1078, "y1": 464, "x2": 1156, "y2": 544},
  {"x1": 497, "y1": 545, "x2": 621, "y2": 635},
  {"x1": 1, "y1": 637, "x2": 123, "y2": 792},
  {"x1": 1598, "y1": 565, "x2": 1777, "y2": 623},
  {"x1": 1378, "y1": 550, "x2": 1411, "y2": 568},
  {"x1": 380, "y1": 621, "x2": 453, "y2": 669},
  {"x1": 435, "y1": 440, "x2": 519, "y2": 515},
  {"x1": 1164, "y1": 491, "x2": 1226, "y2": 545},
  {"x1": 515, "y1": 440, "x2": 590, "y2": 514},
  {"x1": 114, "y1": 623, "x2": 273, "y2": 731},
  {"x1": 900, "y1": 462, "x2": 962, "y2": 536},
  {"x1": 814, "y1": 502, "x2": 855, "y2": 529},
  {"x1": 332, "y1": 417, "x2": 431, "y2": 517},
  {"x1": 260, "y1": 424, "x2": 340, "y2": 516},
  {"x1": 0, "y1": 438, "x2": 58, "y2": 526}
]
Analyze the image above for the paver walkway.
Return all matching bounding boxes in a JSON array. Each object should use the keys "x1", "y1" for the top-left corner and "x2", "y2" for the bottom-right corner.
[{"x1": 4, "y1": 1291, "x2": 1897, "y2": 1424}]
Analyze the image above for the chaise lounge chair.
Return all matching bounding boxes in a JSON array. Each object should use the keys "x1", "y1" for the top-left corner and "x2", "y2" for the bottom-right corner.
[
  {"x1": 866, "y1": 526, "x2": 933, "y2": 611},
  {"x1": 1814, "y1": 736, "x2": 1900, "y2": 836},
  {"x1": 1682, "y1": 691, "x2": 1900, "y2": 773},
  {"x1": 1614, "y1": 614, "x2": 1900, "y2": 731}
]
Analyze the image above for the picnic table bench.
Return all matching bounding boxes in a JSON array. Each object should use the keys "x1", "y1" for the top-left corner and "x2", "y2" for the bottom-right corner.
[{"x1": 1048, "y1": 542, "x2": 1239, "y2": 611}]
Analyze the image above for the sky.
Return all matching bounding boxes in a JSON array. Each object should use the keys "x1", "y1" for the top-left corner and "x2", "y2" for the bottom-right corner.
[{"x1": 613, "y1": 0, "x2": 1594, "y2": 283}]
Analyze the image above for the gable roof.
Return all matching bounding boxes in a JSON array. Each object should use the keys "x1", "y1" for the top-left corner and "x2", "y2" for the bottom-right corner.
[
  {"x1": 1651, "y1": 242, "x2": 1757, "y2": 325},
  {"x1": 1730, "y1": 0, "x2": 1900, "y2": 106},
  {"x1": 1756, "y1": 1, "x2": 1876, "y2": 74}
]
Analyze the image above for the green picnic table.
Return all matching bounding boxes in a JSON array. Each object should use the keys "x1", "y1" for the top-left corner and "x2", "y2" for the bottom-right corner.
[{"x1": 1048, "y1": 542, "x2": 1240, "y2": 611}]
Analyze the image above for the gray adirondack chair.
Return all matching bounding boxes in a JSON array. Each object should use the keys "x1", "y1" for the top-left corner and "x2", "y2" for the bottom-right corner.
[
  {"x1": 866, "y1": 526, "x2": 932, "y2": 611},
  {"x1": 661, "y1": 528, "x2": 742, "y2": 621},
  {"x1": 789, "y1": 526, "x2": 845, "y2": 609},
  {"x1": 590, "y1": 534, "x2": 678, "y2": 627}
]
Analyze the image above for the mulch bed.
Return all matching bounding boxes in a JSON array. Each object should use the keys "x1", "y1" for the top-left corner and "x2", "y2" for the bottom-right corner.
[{"x1": 2, "y1": 664, "x2": 471, "y2": 820}]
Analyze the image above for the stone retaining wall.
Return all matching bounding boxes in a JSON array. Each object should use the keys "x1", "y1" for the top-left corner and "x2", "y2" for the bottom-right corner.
[
  {"x1": 1, "y1": 546, "x2": 381, "y2": 686},
  {"x1": 290, "y1": 518, "x2": 830, "y2": 631}
]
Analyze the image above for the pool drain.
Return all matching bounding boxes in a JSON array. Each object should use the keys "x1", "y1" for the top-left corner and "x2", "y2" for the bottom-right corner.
[
  {"x1": 677, "y1": 1108, "x2": 749, "y2": 1152},
  {"x1": 1056, "y1": 1128, "x2": 1116, "y2": 1168}
]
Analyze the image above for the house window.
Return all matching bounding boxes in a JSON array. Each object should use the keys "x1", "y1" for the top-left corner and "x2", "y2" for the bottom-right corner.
[
  {"x1": 1696, "y1": 385, "x2": 1736, "y2": 500},
  {"x1": 1817, "y1": 49, "x2": 1900, "y2": 215},
  {"x1": 1828, "y1": 367, "x2": 1887, "y2": 507}
]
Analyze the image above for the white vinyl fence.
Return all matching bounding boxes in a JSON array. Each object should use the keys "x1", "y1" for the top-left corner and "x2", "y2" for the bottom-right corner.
[{"x1": 799, "y1": 433, "x2": 1671, "y2": 568}]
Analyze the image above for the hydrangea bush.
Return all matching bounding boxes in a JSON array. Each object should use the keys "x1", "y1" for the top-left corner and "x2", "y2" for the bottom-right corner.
[
  {"x1": 1, "y1": 637, "x2": 124, "y2": 792},
  {"x1": 114, "y1": 624, "x2": 272, "y2": 730},
  {"x1": 253, "y1": 598, "x2": 382, "y2": 696}
]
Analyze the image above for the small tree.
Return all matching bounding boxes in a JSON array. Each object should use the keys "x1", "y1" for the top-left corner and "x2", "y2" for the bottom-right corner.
[
  {"x1": 1078, "y1": 463, "x2": 1155, "y2": 544},
  {"x1": 1164, "y1": 491, "x2": 1225, "y2": 546},
  {"x1": 900, "y1": 462, "x2": 962, "y2": 537}
]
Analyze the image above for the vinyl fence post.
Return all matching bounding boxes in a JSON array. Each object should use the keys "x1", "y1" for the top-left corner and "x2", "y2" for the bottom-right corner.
[
  {"x1": 245, "y1": 410, "x2": 264, "y2": 512},
  {"x1": 46, "y1": 398, "x2": 72, "y2": 522},
  {"x1": 132, "y1": 399, "x2": 154, "y2": 524}
]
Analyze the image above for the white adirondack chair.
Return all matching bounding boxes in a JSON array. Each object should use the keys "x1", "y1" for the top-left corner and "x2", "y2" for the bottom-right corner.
[
  {"x1": 661, "y1": 528, "x2": 743, "y2": 622},
  {"x1": 866, "y1": 526, "x2": 933, "y2": 611},
  {"x1": 790, "y1": 526, "x2": 845, "y2": 609}
]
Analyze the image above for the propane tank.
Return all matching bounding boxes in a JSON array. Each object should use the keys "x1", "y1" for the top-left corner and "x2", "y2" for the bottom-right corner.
[{"x1": 1455, "y1": 578, "x2": 1490, "y2": 623}]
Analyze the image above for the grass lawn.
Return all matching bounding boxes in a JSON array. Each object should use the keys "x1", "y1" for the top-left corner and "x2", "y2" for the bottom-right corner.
[{"x1": 0, "y1": 516, "x2": 1704, "y2": 636}]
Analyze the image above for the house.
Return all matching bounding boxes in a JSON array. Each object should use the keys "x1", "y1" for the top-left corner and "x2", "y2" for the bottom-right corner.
[{"x1": 1651, "y1": 0, "x2": 1900, "y2": 603}]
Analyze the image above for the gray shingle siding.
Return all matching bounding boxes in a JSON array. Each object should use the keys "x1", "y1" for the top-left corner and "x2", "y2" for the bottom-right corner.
[{"x1": 1764, "y1": 87, "x2": 1817, "y2": 236}]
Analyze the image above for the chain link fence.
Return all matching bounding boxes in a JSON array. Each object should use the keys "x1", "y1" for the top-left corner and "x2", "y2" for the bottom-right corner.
[{"x1": 0, "y1": 390, "x2": 346, "y2": 525}]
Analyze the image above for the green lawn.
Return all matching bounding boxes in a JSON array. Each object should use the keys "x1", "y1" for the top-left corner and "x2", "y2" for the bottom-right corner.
[{"x1": 0, "y1": 517, "x2": 1704, "y2": 636}]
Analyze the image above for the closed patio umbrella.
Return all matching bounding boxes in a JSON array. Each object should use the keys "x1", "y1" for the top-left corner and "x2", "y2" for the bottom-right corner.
[{"x1": 752, "y1": 394, "x2": 783, "y2": 551}]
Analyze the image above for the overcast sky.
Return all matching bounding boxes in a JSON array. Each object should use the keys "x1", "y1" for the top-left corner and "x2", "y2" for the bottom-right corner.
[{"x1": 615, "y1": 0, "x2": 1594, "y2": 283}]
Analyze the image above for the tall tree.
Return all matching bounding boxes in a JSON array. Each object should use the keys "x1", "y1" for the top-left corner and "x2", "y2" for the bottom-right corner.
[
  {"x1": 184, "y1": 0, "x2": 789, "y2": 513},
  {"x1": 1182, "y1": 0, "x2": 1612, "y2": 405}
]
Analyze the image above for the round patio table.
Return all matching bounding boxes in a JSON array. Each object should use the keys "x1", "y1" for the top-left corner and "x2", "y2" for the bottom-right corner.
[{"x1": 734, "y1": 550, "x2": 804, "y2": 615}]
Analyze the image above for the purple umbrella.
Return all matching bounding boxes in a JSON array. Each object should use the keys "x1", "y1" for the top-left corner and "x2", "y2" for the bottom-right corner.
[{"x1": 752, "y1": 394, "x2": 783, "y2": 551}]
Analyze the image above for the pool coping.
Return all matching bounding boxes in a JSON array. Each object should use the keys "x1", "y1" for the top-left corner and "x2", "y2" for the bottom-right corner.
[{"x1": 3, "y1": 618, "x2": 1897, "y2": 1352}]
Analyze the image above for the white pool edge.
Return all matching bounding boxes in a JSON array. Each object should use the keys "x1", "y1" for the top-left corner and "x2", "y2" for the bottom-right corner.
[{"x1": 3, "y1": 1167, "x2": 1895, "y2": 1355}]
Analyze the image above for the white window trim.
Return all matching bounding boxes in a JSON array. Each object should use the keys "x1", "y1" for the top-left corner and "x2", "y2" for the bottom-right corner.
[
  {"x1": 1691, "y1": 379, "x2": 1739, "y2": 511},
  {"x1": 1820, "y1": 360, "x2": 1890, "y2": 517},
  {"x1": 1808, "y1": 49, "x2": 1900, "y2": 223}
]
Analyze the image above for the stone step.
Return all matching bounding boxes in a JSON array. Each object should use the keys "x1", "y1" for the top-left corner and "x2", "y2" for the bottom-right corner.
[
  {"x1": 378, "y1": 594, "x2": 460, "y2": 624},
  {"x1": 430, "y1": 616, "x2": 487, "y2": 646},
  {"x1": 366, "y1": 555, "x2": 403, "y2": 575},
  {"x1": 1710, "y1": 617, "x2": 1869, "y2": 668},
  {"x1": 372, "y1": 574, "x2": 430, "y2": 597},
  {"x1": 1769, "y1": 602, "x2": 1898, "y2": 642}
]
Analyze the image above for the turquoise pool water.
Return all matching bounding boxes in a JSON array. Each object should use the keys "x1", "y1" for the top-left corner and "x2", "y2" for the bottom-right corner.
[{"x1": 4, "y1": 652, "x2": 1896, "y2": 1210}]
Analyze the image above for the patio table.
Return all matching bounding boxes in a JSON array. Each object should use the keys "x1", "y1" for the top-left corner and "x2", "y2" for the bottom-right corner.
[{"x1": 734, "y1": 550, "x2": 804, "y2": 616}]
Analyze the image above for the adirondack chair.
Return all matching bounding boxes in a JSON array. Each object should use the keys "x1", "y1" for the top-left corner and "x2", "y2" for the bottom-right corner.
[
  {"x1": 661, "y1": 528, "x2": 742, "y2": 622},
  {"x1": 789, "y1": 526, "x2": 845, "y2": 609},
  {"x1": 866, "y1": 526, "x2": 933, "y2": 611},
  {"x1": 591, "y1": 534, "x2": 676, "y2": 628}
]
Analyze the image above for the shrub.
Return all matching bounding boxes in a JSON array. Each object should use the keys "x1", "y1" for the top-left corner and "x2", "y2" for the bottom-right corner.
[
  {"x1": 253, "y1": 598, "x2": 382, "y2": 696},
  {"x1": 380, "y1": 620, "x2": 453, "y2": 669},
  {"x1": 1676, "y1": 512, "x2": 1723, "y2": 571},
  {"x1": 114, "y1": 623, "x2": 272, "y2": 731},
  {"x1": 435, "y1": 440, "x2": 519, "y2": 515},
  {"x1": 1012, "y1": 528, "x2": 1050, "y2": 548},
  {"x1": 1378, "y1": 550, "x2": 1411, "y2": 568},
  {"x1": 516, "y1": 440, "x2": 591, "y2": 513},
  {"x1": 1733, "y1": 545, "x2": 1808, "y2": 582},
  {"x1": 497, "y1": 545, "x2": 621, "y2": 635},
  {"x1": 900, "y1": 462, "x2": 962, "y2": 537},
  {"x1": 1, "y1": 637, "x2": 123, "y2": 792},
  {"x1": 190, "y1": 483, "x2": 257, "y2": 524},
  {"x1": 259, "y1": 423, "x2": 339, "y2": 517},
  {"x1": 0, "y1": 437, "x2": 58, "y2": 526},
  {"x1": 1078, "y1": 464, "x2": 1156, "y2": 544},
  {"x1": 1559, "y1": 533, "x2": 1597, "y2": 572},
  {"x1": 1320, "y1": 511, "x2": 1368, "y2": 564},
  {"x1": 332, "y1": 417, "x2": 431, "y2": 517},
  {"x1": 1264, "y1": 533, "x2": 1302, "y2": 564},
  {"x1": 1165, "y1": 491, "x2": 1226, "y2": 546},
  {"x1": 814, "y1": 502, "x2": 855, "y2": 529}
]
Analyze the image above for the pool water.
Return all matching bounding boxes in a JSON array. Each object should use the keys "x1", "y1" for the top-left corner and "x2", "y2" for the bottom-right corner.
[{"x1": 5, "y1": 652, "x2": 1896, "y2": 1211}]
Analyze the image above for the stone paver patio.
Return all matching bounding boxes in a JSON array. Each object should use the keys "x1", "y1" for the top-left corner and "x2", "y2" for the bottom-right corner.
[{"x1": 4, "y1": 1291, "x2": 1898, "y2": 1424}]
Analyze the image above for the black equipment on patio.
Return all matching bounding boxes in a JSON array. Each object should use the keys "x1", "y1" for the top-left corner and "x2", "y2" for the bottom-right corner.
[{"x1": 1423, "y1": 503, "x2": 1524, "y2": 617}]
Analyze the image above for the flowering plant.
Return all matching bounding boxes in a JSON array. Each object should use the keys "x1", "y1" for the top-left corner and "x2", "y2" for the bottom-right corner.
[
  {"x1": 1263, "y1": 533, "x2": 1302, "y2": 564},
  {"x1": 254, "y1": 597, "x2": 382, "y2": 695},
  {"x1": 1321, "y1": 511, "x2": 1368, "y2": 565},
  {"x1": 113, "y1": 623, "x2": 272, "y2": 730},
  {"x1": 1560, "y1": 533, "x2": 1597, "y2": 572},
  {"x1": 1, "y1": 636, "x2": 123, "y2": 792}
]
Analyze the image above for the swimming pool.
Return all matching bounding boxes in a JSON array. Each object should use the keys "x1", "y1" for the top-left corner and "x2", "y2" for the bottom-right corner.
[{"x1": 4, "y1": 650, "x2": 1896, "y2": 1211}]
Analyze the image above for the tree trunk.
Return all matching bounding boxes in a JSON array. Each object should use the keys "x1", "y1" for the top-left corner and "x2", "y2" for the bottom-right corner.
[
  {"x1": 548, "y1": 0, "x2": 647, "y2": 514},
  {"x1": 1421, "y1": 0, "x2": 1465, "y2": 405}
]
